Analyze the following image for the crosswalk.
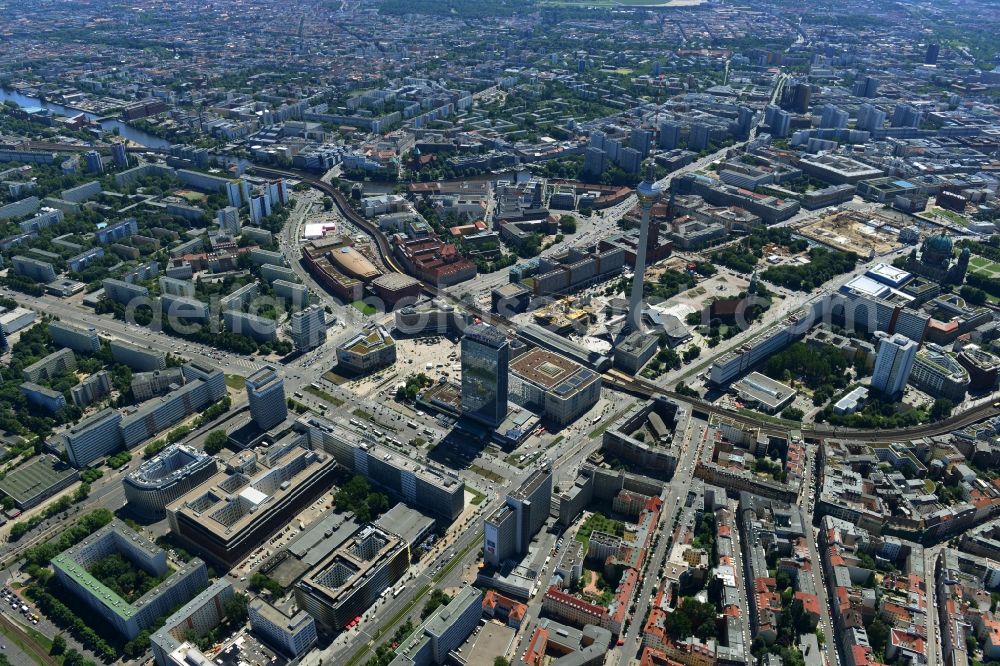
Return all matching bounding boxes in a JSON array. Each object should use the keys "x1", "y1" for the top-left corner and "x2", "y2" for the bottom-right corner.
[{"x1": 224, "y1": 356, "x2": 262, "y2": 371}]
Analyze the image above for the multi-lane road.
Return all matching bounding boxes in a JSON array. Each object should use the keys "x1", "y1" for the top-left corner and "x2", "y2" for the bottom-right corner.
[{"x1": 616, "y1": 408, "x2": 708, "y2": 665}]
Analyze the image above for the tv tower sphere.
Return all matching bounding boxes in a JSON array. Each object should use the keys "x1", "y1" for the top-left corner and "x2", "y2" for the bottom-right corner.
[{"x1": 636, "y1": 162, "x2": 662, "y2": 206}]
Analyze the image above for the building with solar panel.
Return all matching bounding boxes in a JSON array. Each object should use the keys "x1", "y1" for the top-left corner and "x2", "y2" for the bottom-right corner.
[{"x1": 508, "y1": 348, "x2": 602, "y2": 426}]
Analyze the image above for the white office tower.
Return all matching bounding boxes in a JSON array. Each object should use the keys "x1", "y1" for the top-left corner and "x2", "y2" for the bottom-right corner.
[
  {"x1": 217, "y1": 206, "x2": 241, "y2": 234},
  {"x1": 871, "y1": 333, "x2": 917, "y2": 398},
  {"x1": 289, "y1": 305, "x2": 326, "y2": 352}
]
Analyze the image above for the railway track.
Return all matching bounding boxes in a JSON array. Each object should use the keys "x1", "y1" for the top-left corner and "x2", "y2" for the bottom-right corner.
[{"x1": 20, "y1": 149, "x2": 989, "y2": 444}]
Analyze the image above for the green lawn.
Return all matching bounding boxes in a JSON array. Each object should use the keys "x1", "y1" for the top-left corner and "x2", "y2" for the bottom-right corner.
[
  {"x1": 576, "y1": 512, "x2": 626, "y2": 553},
  {"x1": 351, "y1": 300, "x2": 376, "y2": 315},
  {"x1": 304, "y1": 385, "x2": 345, "y2": 407},
  {"x1": 468, "y1": 487, "x2": 486, "y2": 505},
  {"x1": 224, "y1": 374, "x2": 245, "y2": 389},
  {"x1": 927, "y1": 207, "x2": 970, "y2": 226},
  {"x1": 969, "y1": 256, "x2": 1000, "y2": 277},
  {"x1": 469, "y1": 464, "x2": 504, "y2": 484}
]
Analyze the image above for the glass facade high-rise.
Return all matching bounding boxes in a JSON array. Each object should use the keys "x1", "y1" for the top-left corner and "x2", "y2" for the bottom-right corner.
[{"x1": 460, "y1": 323, "x2": 509, "y2": 428}]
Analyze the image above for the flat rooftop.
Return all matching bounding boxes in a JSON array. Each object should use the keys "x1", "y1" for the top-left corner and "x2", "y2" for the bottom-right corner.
[
  {"x1": 168, "y1": 443, "x2": 332, "y2": 539},
  {"x1": 841, "y1": 274, "x2": 892, "y2": 299},
  {"x1": 51, "y1": 519, "x2": 202, "y2": 622},
  {"x1": 512, "y1": 467, "x2": 551, "y2": 503},
  {"x1": 299, "y1": 526, "x2": 404, "y2": 599},
  {"x1": 510, "y1": 348, "x2": 597, "y2": 396},
  {"x1": 342, "y1": 326, "x2": 394, "y2": 355},
  {"x1": 0, "y1": 455, "x2": 75, "y2": 504},
  {"x1": 867, "y1": 262, "x2": 912, "y2": 285},
  {"x1": 374, "y1": 503, "x2": 435, "y2": 547},
  {"x1": 732, "y1": 371, "x2": 797, "y2": 410},
  {"x1": 317, "y1": 416, "x2": 463, "y2": 491},
  {"x1": 126, "y1": 444, "x2": 212, "y2": 488}
]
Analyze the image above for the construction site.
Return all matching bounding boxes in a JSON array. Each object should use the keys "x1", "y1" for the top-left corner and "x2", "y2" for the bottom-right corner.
[{"x1": 796, "y1": 209, "x2": 904, "y2": 259}]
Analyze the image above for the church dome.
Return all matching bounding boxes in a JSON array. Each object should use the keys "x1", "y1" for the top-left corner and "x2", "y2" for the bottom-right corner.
[{"x1": 925, "y1": 233, "x2": 953, "y2": 255}]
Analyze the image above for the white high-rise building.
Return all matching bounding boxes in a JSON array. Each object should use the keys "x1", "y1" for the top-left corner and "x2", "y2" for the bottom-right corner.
[
  {"x1": 249, "y1": 194, "x2": 272, "y2": 224},
  {"x1": 289, "y1": 305, "x2": 326, "y2": 352},
  {"x1": 871, "y1": 333, "x2": 917, "y2": 398},
  {"x1": 217, "y1": 206, "x2": 241, "y2": 234}
]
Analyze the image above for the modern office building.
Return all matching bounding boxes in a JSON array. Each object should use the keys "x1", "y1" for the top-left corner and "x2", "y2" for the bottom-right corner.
[
  {"x1": 295, "y1": 526, "x2": 409, "y2": 630},
  {"x1": 390, "y1": 586, "x2": 484, "y2": 666},
  {"x1": 12, "y1": 255, "x2": 56, "y2": 283},
  {"x1": 614, "y1": 330, "x2": 658, "y2": 374},
  {"x1": 124, "y1": 444, "x2": 218, "y2": 520},
  {"x1": 246, "y1": 366, "x2": 288, "y2": 430},
  {"x1": 23, "y1": 347, "x2": 76, "y2": 382},
  {"x1": 508, "y1": 348, "x2": 601, "y2": 426},
  {"x1": 249, "y1": 598, "x2": 318, "y2": 658},
  {"x1": 872, "y1": 333, "x2": 918, "y2": 398},
  {"x1": 460, "y1": 323, "x2": 509, "y2": 428},
  {"x1": 62, "y1": 408, "x2": 125, "y2": 468},
  {"x1": 485, "y1": 466, "x2": 552, "y2": 567},
  {"x1": 289, "y1": 304, "x2": 326, "y2": 352},
  {"x1": 394, "y1": 300, "x2": 468, "y2": 337},
  {"x1": 110, "y1": 339, "x2": 167, "y2": 371},
  {"x1": 910, "y1": 343, "x2": 970, "y2": 402},
  {"x1": 167, "y1": 442, "x2": 337, "y2": 566},
  {"x1": 49, "y1": 321, "x2": 101, "y2": 353},
  {"x1": 303, "y1": 415, "x2": 465, "y2": 522},
  {"x1": 51, "y1": 520, "x2": 209, "y2": 640},
  {"x1": 149, "y1": 580, "x2": 234, "y2": 666},
  {"x1": 336, "y1": 324, "x2": 396, "y2": 375},
  {"x1": 484, "y1": 503, "x2": 519, "y2": 566}
]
